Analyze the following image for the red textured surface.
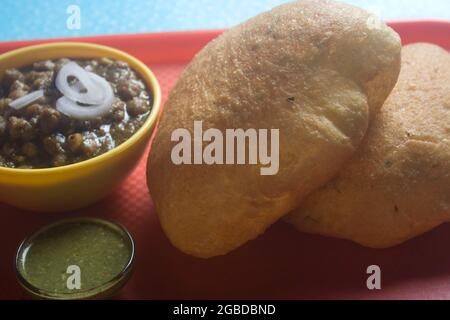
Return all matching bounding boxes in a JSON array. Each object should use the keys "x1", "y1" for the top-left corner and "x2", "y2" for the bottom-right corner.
[{"x1": 1, "y1": 21, "x2": 450, "y2": 300}]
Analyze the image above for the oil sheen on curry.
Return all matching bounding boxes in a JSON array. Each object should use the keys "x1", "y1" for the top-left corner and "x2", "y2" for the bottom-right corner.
[{"x1": 0, "y1": 57, "x2": 153, "y2": 169}]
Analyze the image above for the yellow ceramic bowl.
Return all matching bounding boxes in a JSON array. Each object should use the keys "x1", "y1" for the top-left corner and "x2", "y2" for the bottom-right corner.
[{"x1": 0, "y1": 42, "x2": 161, "y2": 212}]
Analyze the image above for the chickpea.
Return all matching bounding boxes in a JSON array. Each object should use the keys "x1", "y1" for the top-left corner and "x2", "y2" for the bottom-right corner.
[
  {"x1": 26, "y1": 71, "x2": 53, "y2": 89},
  {"x1": 40, "y1": 108, "x2": 61, "y2": 134},
  {"x1": 13, "y1": 154, "x2": 26, "y2": 164},
  {"x1": 2, "y1": 142, "x2": 15, "y2": 157},
  {"x1": 32, "y1": 77, "x2": 51, "y2": 90},
  {"x1": 8, "y1": 117, "x2": 35, "y2": 140},
  {"x1": 80, "y1": 138, "x2": 98, "y2": 156},
  {"x1": 8, "y1": 89, "x2": 28, "y2": 100},
  {"x1": 2, "y1": 69, "x2": 24, "y2": 88},
  {"x1": 22, "y1": 142, "x2": 38, "y2": 158},
  {"x1": 111, "y1": 100, "x2": 126, "y2": 121},
  {"x1": 99, "y1": 57, "x2": 113, "y2": 65},
  {"x1": 0, "y1": 116, "x2": 6, "y2": 137},
  {"x1": 43, "y1": 133, "x2": 66, "y2": 156},
  {"x1": 10, "y1": 80, "x2": 29, "y2": 92},
  {"x1": 29, "y1": 117, "x2": 39, "y2": 130},
  {"x1": 52, "y1": 154, "x2": 67, "y2": 167},
  {"x1": 67, "y1": 133, "x2": 83, "y2": 153},
  {"x1": 87, "y1": 118, "x2": 102, "y2": 130},
  {"x1": 35, "y1": 95, "x2": 50, "y2": 105},
  {"x1": 117, "y1": 80, "x2": 142, "y2": 100},
  {"x1": 26, "y1": 103, "x2": 44, "y2": 118},
  {"x1": 114, "y1": 61, "x2": 129, "y2": 68},
  {"x1": 124, "y1": 122, "x2": 136, "y2": 135},
  {"x1": 113, "y1": 108, "x2": 125, "y2": 122},
  {"x1": 32, "y1": 60, "x2": 55, "y2": 71},
  {"x1": 126, "y1": 97, "x2": 148, "y2": 117},
  {"x1": 0, "y1": 98, "x2": 12, "y2": 111}
]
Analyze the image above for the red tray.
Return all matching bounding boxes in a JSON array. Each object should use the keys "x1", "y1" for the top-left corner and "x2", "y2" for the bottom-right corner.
[{"x1": 1, "y1": 21, "x2": 450, "y2": 300}]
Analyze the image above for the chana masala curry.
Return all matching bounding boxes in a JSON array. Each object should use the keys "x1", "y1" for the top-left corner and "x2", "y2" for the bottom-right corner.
[{"x1": 0, "y1": 57, "x2": 153, "y2": 169}]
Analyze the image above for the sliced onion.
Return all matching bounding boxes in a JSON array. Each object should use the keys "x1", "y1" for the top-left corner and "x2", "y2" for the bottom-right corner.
[
  {"x1": 9, "y1": 90, "x2": 44, "y2": 110},
  {"x1": 56, "y1": 72, "x2": 114, "y2": 120},
  {"x1": 87, "y1": 72, "x2": 113, "y2": 99},
  {"x1": 55, "y1": 62, "x2": 104, "y2": 105}
]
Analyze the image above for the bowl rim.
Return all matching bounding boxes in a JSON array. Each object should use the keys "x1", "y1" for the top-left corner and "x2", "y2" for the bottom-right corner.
[
  {"x1": 15, "y1": 217, "x2": 135, "y2": 300},
  {"x1": 0, "y1": 41, "x2": 161, "y2": 175}
]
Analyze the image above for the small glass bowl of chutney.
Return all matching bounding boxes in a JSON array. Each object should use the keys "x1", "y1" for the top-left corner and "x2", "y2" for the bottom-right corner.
[{"x1": 15, "y1": 217, "x2": 135, "y2": 300}]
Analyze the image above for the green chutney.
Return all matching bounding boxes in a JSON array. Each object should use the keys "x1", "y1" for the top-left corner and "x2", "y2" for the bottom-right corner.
[{"x1": 16, "y1": 218, "x2": 134, "y2": 298}]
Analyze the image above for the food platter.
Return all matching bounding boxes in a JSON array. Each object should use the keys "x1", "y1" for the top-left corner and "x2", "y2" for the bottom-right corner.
[{"x1": 0, "y1": 21, "x2": 449, "y2": 299}]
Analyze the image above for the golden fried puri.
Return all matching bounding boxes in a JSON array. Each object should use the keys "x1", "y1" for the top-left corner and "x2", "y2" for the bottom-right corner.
[
  {"x1": 286, "y1": 43, "x2": 450, "y2": 248},
  {"x1": 147, "y1": 0, "x2": 401, "y2": 258}
]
